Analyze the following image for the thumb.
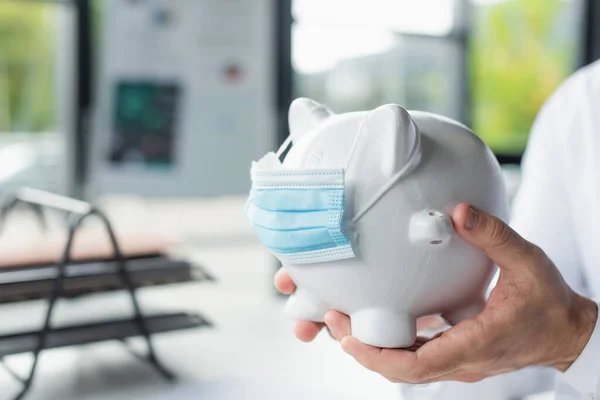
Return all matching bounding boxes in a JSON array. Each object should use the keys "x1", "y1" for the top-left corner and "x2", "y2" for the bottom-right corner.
[{"x1": 452, "y1": 203, "x2": 532, "y2": 270}]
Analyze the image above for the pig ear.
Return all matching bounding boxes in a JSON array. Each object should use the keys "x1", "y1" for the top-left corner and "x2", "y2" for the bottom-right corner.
[
  {"x1": 364, "y1": 104, "x2": 420, "y2": 176},
  {"x1": 288, "y1": 98, "x2": 333, "y2": 142}
]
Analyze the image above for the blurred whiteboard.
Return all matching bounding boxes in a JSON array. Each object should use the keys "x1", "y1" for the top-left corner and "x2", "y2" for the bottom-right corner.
[{"x1": 90, "y1": 0, "x2": 276, "y2": 197}]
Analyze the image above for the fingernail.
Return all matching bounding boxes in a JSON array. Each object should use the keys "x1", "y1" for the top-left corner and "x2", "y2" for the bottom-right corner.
[{"x1": 465, "y1": 206, "x2": 479, "y2": 230}]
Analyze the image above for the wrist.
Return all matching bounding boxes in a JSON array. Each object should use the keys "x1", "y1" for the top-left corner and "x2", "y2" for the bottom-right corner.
[{"x1": 554, "y1": 295, "x2": 598, "y2": 372}]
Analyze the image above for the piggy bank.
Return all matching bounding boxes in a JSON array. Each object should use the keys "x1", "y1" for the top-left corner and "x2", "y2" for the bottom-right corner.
[{"x1": 246, "y1": 98, "x2": 508, "y2": 348}]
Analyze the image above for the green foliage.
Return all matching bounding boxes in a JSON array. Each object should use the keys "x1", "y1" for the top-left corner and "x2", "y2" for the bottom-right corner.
[
  {"x1": 470, "y1": 0, "x2": 575, "y2": 154},
  {"x1": 0, "y1": 1, "x2": 55, "y2": 132}
]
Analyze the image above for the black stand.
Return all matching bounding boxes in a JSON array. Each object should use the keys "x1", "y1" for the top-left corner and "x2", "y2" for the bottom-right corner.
[{"x1": 0, "y1": 188, "x2": 200, "y2": 400}]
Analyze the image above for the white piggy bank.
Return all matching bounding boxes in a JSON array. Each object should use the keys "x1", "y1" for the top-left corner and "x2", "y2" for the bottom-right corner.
[{"x1": 249, "y1": 98, "x2": 508, "y2": 348}]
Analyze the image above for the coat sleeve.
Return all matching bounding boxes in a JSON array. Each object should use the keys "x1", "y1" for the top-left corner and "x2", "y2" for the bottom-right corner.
[{"x1": 511, "y1": 74, "x2": 600, "y2": 399}]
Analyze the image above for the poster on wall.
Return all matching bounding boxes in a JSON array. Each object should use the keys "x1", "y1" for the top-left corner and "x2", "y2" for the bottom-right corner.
[
  {"x1": 109, "y1": 81, "x2": 180, "y2": 169},
  {"x1": 90, "y1": 0, "x2": 276, "y2": 197}
]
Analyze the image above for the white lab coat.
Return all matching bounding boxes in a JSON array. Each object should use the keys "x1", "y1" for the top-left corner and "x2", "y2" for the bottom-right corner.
[{"x1": 401, "y1": 59, "x2": 600, "y2": 400}]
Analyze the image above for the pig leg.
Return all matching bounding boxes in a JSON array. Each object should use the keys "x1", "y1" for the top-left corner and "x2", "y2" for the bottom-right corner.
[
  {"x1": 283, "y1": 288, "x2": 328, "y2": 322},
  {"x1": 443, "y1": 298, "x2": 486, "y2": 326},
  {"x1": 351, "y1": 309, "x2": 416, "y2": 348}
]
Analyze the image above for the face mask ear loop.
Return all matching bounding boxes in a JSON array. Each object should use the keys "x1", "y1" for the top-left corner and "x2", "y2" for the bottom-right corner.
[
  {"x1": 350, "y1": 122, "x2": 421, "y2": 224},
  {"x1": 276, "y1": 136, "x2": 293, "y2": 158}
]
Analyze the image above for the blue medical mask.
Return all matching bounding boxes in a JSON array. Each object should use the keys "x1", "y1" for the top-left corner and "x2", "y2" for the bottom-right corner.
[
  {"x1": 245, "y1": 122, "x2": 421, "y2": 265},
  {"x1": 245, "y1": 160, "x2": 353, "y2": 264}
]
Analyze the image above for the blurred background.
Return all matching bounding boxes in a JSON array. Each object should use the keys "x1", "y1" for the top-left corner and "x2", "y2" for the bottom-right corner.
[{"x1": 0, "y1": 0, "x2": 594, "y2": 399}]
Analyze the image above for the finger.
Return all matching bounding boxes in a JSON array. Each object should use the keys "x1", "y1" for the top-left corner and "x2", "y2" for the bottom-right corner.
[
  {"x1": 340, "y1": 336, "x2": 418, "y2": 379},
  {"x1": 274, "y1": 268, "x2": 296, "y2": 295},
  {"x1": 293, "y1": 320, "x2": 324, "y2": 342},
  {"x1": 452, "y1": 203, "x2": 532, "y2": 270},
  {"x1": 342, "y1": 328, "x2": 469, "y2": 383},
  {"x1": 413, "y1": 333, "x2": 441, "y2": 346},
  {"x1": 404, "y1": 337, "x2": 431, "y2": 352},
  {"x1": 382, "y1": 375, "x2": 410, "y2": 384},
  {"x1": 324, "y1": 310, "x2": 351, "y2": 341},
  {"x1": 416, "y1": 315, "x2": 447, "y2": 332},
  {"x1": 325, "y1": 326, "x2": 336, "y2": 340},
  {"x1": 391, "y1": 371, "x2": 466, "y2": 385},
  {"x1": 405, "y1": 370, "x2": 484, "y2": 385},
  {"x1": 408, "y1": 327, "x2": 471, "y2": 381}
]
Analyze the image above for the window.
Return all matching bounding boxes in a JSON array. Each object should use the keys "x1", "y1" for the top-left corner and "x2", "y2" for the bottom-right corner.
[
  {"x1": 0, "y1": 0, "x2": 58, "y2": 133},
  {"x1": 291, "y1": 0, "x2": 584, "y2": 158},
  {"x1": 0, "y1": 0, "x2": 70, "y2": 193},
  {"x1": 470, "y1": 0, "x2": 583, "y2": 155},
  {"x1": 292, "y1": 0, "x2": 464, "y2": 121}
]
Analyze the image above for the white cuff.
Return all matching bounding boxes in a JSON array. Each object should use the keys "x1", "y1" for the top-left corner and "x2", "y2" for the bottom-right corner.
[{"x1": 561, "y1": 301, "x2": 600, "y2": 398}]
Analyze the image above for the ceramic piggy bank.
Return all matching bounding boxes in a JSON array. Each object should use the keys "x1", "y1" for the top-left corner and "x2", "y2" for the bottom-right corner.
[{"x1": 245, "y1": 98, "x2": 508, "y2": 348}]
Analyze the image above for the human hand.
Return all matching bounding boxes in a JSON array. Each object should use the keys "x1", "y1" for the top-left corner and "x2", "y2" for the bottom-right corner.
[
  {"x1": 325, "y1": 203, "x2": 598, "y2": 384},
  {"x1": 274, "y1": 268, "x2": 326, "y2": 342}
]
